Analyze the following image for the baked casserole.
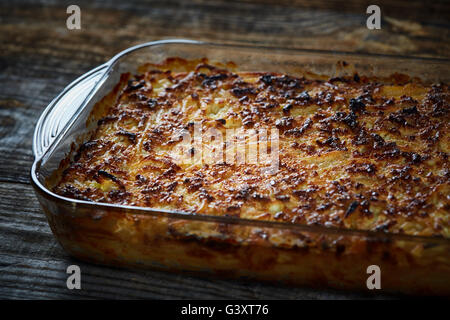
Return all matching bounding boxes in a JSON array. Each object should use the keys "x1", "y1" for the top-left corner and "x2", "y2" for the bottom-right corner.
[{"x1": 48, "y1": 57, "x2": 450, "y2": 295}]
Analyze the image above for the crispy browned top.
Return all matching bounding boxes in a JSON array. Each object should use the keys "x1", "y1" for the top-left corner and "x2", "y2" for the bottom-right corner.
[{"x1": 53, "y1": 58, "x2": 450, "y2": 238}]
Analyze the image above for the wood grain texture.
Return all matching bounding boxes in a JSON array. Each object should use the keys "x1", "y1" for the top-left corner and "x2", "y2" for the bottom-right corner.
[{"x1": 0, "y1": 0, "x2": 448, "y2": 299}]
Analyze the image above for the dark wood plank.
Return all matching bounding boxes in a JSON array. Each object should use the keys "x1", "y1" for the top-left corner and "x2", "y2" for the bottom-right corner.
[{"x1": 236, "y1": 0, "x2": 450, "y2": 24}]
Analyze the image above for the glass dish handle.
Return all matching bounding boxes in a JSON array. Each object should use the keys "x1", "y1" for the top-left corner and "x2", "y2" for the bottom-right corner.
[{"x1": 33, "y1": 63, "x2": 109, "y2": 159}]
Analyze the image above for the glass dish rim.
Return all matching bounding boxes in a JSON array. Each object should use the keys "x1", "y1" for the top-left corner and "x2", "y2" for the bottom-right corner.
[{"x1": 30, "y1": 38, "x2": 450, "y2": 245}]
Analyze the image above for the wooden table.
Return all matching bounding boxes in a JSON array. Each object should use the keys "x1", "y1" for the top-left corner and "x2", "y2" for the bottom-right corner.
[{"x1": 0, "y1": 0, "x2": 448, "y2": 299}]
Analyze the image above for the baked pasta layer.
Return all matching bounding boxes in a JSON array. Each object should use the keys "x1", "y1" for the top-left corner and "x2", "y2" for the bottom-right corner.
[{"x1": 53, "y1": 58, "x2": 450, "y2": 238}]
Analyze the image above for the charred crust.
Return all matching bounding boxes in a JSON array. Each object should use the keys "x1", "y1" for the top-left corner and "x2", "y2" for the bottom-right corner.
[
  {"x1": 108, "y1": 189, "x2": 130, "y2": 202},
  {"x1": 184, "y1": 176, "x2": 204, "y2": 192},
  {"x1": 216, "y1": 118, "x2": 226, "y2": 125},
  {"x1": 285, "y1": 118, "x2": 312, "y2": 137},
  {"x1": 202, "y1": 73, "x2": 228, "y2": 87},
  {"x1": 146, "y1": 98, "x2": 158, "y2": 109},
  {"x1": 97, "y1": 170, "x2": 120, "y2": 183},
  {"x1": 282, "y1": 103, "x2": 293, "y2": 114},
  {"x1": 125, "y1": 79, "x2": 145, "y2": 92},
  {"x1": 275, "y1": 194, "x2": 290, "y2": 201},
  {"x1": 231, "y1": 86, "x2": 257, "y2": 97},
  {"x1": 295, "y1": 91, "x2": 310, "y2": 102},
  {"x1": 332, "y1": 111, "x2": 359, "y2": 130},
  {"x1": 316, "y1": 136, "x2": 347, "y2": 151},
  {"x1": 260, "y1": 74, "x2": 274, "y2": 85},
  {"x1": 349, "y1": 97, "x2": 366, "y2": 113},
  {"x1": 275, "y1": 116, "x2": 294, "y2": 129},
  {"x1": 56, "y1": 184, "x2": 92, "y2": 201},
  {"x1": 346, "y1": 162, "x2": 377, "y2": 175},
  {"x1": 98, "y1": 116, "x2": 118, "y2": 126},
  {"x1": 251, "y1": 193, "x2": 270, "y2": 201}
]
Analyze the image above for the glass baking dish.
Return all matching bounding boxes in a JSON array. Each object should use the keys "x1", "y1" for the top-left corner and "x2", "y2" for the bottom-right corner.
[{"x1": 31, "y1": 39, "x2": 450, "y2": 296}]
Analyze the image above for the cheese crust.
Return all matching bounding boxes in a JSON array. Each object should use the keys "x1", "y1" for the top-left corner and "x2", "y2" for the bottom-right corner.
[{"x1": 53, "y1": 58, "x2": 449, "y2": 239}]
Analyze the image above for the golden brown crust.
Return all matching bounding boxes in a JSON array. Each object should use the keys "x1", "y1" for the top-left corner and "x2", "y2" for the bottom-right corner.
[{"x1": 53, "y1": 57, "x2": 450, "y2": 238}]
